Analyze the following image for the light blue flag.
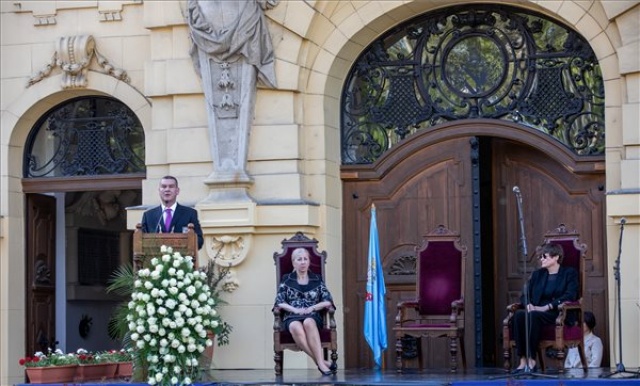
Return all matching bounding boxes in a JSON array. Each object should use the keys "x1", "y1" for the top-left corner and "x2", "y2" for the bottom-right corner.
[{"x1": 364, "y1": 204, "x2": 387, "y2": 368}]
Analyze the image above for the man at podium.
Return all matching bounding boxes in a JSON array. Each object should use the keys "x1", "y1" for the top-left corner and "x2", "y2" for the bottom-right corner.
[{"x1": 141, "y1": 176, "x2": 204, "y2": 249}]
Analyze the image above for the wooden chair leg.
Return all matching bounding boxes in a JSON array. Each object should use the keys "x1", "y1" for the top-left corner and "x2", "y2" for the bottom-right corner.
[
  {"x1": 395, "y1": 335, "x2": 404, "y2": 373},
  {"x1": 331, "y1": 349, "x2": 338, "y2": 370},
  {"x1": 459, "y1": 336, "x2": 467, "y2": 370},
  {"x1": 448, "y1": 335, "x2": 458, "y2": 372},
  {"x1": 274, "y1": 350, "x2": 283, "y2": 376},
  {"x1": 503, "y1": 343, "x2": 512, "y2": 370}
]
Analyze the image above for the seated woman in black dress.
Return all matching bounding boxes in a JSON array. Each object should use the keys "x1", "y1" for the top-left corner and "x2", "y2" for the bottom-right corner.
[
  {"x1": 512, "y1": 243, "x2": 579, "y2": 373},
  {"x1": 274, "y1": 247, "x2": 336, "y2": 375}
]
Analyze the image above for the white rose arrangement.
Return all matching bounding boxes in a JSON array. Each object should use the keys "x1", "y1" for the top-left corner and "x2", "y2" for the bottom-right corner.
[{"x1": 128, "y1": 245, "x2": 222, "y2": 386}]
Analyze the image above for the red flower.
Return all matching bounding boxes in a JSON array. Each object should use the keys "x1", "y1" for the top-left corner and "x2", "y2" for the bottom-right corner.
[{"x1": 32, "y1": 357, "x2": 40, "y2": 364}]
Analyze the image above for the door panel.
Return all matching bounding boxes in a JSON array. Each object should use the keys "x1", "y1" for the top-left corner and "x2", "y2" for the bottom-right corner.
[
  {"x1": 492, "y1": 139, "x2": 608, "y2": 367},
  {"x1": 342, "y1": 136, "x2": 474, "y2": 369},
  {"x1": 26, "y1": 194, "x2": 56, "y2": 355}
]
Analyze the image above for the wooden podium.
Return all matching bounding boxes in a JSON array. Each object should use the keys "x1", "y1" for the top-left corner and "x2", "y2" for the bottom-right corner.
[{"x1": 132, "y1": 223, "x2": 198, "y2": 269}]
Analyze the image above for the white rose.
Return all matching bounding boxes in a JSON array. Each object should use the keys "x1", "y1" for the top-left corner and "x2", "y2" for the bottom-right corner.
[{"x1": 136, "y1": 340, "x2": 145, "y2": 349}]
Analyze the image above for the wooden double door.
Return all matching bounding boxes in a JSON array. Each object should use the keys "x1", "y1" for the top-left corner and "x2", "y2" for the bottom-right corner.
[{"x1": 341, "y1": 123, "x2": 607, "y2": 369}]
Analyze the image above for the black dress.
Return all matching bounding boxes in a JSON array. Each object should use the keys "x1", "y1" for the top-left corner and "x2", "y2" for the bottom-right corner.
[{"x1": 274, "y1": 271, "x2": 334, "y2": 331}]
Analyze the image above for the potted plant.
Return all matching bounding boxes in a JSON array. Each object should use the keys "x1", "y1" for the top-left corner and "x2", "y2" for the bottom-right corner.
[
  {"x1": 124, "y1": 245, "x2": 229, "y2": 385},
  {"x1": 19, "y1": 348, "x2": 79, "y2": 384},
  {"x1": 74, "y1": 348, "x2": 117, "y2": 381},
  {"x1": 100, "y1": 349, "x2": 133, "y2": 378}
]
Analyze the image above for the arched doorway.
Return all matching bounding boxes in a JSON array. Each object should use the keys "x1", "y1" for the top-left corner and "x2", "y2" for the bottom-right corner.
[
  {"x1": 341, "y1": 123, "x2": 606, "y2": 369},
  {"x1": 22, "y1": 96, "x2": 145, "y2": 356},
  {"x1": 340, "y1": 4, "x2": 607, "y2": 369}
]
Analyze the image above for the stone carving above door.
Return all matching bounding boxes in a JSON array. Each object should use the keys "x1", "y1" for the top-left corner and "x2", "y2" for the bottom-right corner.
[{"x1": 27, "y1": 35, "x2": 130, "y2": 89}]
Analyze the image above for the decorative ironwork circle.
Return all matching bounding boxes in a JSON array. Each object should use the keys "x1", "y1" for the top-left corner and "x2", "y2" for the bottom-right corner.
[{"x1": 443, "y1": 34, "x2": 507, "y2": 98}]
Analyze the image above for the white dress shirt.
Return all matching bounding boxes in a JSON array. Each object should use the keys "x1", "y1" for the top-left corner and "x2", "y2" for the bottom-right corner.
[{"x1": 565, "y1": 332, "x2": 603, "y2": 368}]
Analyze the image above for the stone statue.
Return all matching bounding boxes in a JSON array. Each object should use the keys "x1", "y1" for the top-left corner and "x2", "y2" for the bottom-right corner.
[{"x1": 187, "y1": 0, "x2": 278, "y2": 191}]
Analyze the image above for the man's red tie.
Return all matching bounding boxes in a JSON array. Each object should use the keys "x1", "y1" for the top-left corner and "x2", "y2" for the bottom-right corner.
[{"x1": 164, "y1": 208, "x2": 173, "y2": 232}]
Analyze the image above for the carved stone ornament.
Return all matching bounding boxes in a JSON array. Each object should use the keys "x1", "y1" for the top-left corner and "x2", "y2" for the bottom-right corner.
[
  {"x1": 205, "y1": 234, "x2": 251, "y2": 267},
  {"x1": 28, "y1": 35, "x2": 130, "y2": 88},
  {"x1": 220, "y1": 269, "x2": 240, "y2": 293}
]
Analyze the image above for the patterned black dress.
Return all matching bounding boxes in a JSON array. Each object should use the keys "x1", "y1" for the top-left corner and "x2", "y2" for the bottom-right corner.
[{"x1": 274, "y1": 271, "x2": 334, "y2": 331}]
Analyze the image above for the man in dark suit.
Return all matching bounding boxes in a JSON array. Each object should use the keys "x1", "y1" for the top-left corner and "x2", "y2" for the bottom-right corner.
[{"x1": 141, "y1": 175, "x2": 204, "y2": 249}]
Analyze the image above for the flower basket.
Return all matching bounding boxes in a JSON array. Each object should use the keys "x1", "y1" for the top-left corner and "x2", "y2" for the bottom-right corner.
[
  {"x1": 115, "y1": 361, "x2": 133, "y2": 378},
  {"x1": 74, "y1": 362, "x2": 117, "y2": 382},
  {"x1": 25, "y1": 364, "x2": 77, "y2": 384}
]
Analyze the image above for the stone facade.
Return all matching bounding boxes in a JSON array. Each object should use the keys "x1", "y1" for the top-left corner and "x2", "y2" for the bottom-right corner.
[{"x1": 1, "y1": 1, "x2": 639, "y2": 384}]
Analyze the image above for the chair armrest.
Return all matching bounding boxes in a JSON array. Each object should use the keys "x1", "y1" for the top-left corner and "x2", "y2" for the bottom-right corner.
[
  {"x1": 450, "y1": 298, "x2": 464, "y2": 322},
  {"x1": 272, "y1": 306, "x2": 283, "y2": 331},
  {"x1": 324, "y1": 306, "x2": 337, "y2": 330},
  {"x1": 555, "y1": 300, "x2": 582, "y2": 325},
  {"x1": 502, "y1": 303, "x2": 523, "y2": 326},
  {"x1": 397, "y1": 301, "x2": 419, "y2": 309},
  {"x1": 395, "y1": 301, "x2": 419, "y2": 324}
]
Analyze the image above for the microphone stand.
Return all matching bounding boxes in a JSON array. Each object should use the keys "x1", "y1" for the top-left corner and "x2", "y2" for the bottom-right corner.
[
  {"x1": 600, "y1": 218, "x2": 639, "y2": 378},
  {"x1": 492, "y1": 186, "x2": 555, "y2": 379}
]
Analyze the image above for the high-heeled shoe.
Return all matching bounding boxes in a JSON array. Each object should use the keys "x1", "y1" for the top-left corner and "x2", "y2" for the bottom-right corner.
[
  {"x1": 329, "y1": 362, "x2": 338, "y2": 373},
  {"x1": 317, "y1": 366, "x2": 332, "y2": 376}
]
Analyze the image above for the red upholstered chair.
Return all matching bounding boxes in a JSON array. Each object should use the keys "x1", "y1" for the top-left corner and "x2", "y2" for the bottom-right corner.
[
  {"x1": 502, "y1": 224, "x2": 587, "y2": 371},
  {"x1": 272, "y1": 232, "x2": 338, "y2": 375},
  {"x1": 393, "y1": 225, "x2": 467, "y2": 372}
]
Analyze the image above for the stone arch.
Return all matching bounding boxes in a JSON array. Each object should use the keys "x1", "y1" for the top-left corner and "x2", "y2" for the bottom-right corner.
[
  {"x1": 0, "y1": 72, "x2": 150, "y2": 373},
  {"x1": 297, "y1": 0, "x2": 621, "y2": 152}
]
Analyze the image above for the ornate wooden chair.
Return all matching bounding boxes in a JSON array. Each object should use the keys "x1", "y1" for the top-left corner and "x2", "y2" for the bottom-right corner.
[
  {"x1": 393, "y1": 225, "x2": 467, "y2": 372},
  {"x1": 272, "y1": 232, "x2": 338, "y2": 375},
  {"x1": 502, "y1": 224, "x2": 588, "y2": 371}
]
